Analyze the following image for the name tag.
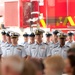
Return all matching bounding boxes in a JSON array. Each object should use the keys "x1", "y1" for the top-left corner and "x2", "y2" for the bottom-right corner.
[{"x1": 32, "y1": 47, "x2": 36, "y2": 49}]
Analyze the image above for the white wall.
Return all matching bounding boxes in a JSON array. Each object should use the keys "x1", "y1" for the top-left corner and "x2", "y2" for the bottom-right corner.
[{"x1": 0, "y1": 0, "x2": 18, "y2": 4}]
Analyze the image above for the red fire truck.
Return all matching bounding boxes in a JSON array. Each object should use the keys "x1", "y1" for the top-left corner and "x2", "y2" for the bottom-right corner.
[{"x1": 4, "y1": 0, "x2": 75, "y2": 32}]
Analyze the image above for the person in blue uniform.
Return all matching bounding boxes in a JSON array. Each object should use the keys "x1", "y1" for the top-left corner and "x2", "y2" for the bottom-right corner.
[
  {"x1": 27, "y1": 29, "x2": 49, "y2": 59},
  {"x1": 65, "y1": 31, "x2": 75, "y2": 47},
  {"x1": 45, "y1": 31, "x2": 52, "y2": 44}
]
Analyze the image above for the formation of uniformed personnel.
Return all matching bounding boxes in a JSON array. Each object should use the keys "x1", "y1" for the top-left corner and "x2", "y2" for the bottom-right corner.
[
  {"x1": 45, "y1": 31, "x2": 52, "y2": 44},
  {"x1": 49, "y1": 30, "x2": 59, "y2": 50},
  {"x1": 50, "y1": 32, "x2": 70, "y2": 58},
  {"x1": 21, "y1": 32, "x2": 29, "y2": 50},
  {"x1": 28, "y1": 32, "x2": 35, "y2": 44},
  {"x1": 23, "y1": 32, "x2": 28, "y2": 45},
  {"x1": 0, "y1": 28, "x2": 75, "y2": 59},
  {"x1": 3, "y1": 32, "x2": 26, "y2": 58},
  {"x1": 0, "y1": 30, "x2": 7, "y2": 47},
  {"x1": 65, "y1": 31, "x2": 75, "y2": 47},
  {"x1": 5, "y1": 31, "x2": 11, "y2": 44},
  {"x1": 27, "y1": 29, "x2": 49, "y2": 59},
  {"x1": 2, "y1": 30, "x2": 12, "y2": 57},
  {"x1": 0, "y1": 30, "x2": 7, "y2": 57},
  {"x1": 25, "y1": 32, "x2": 35, "y2": 55}
]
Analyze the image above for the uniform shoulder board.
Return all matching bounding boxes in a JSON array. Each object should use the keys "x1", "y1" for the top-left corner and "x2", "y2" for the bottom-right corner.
[
  {"x1": 7, "y1": 45, "x2": 10, "y2": 47},
  {"x1": 44, "y1": 43, "x2": 48, "y2": 45},
  {"x1": 18, "y1": 45, "x2": 24, "y2": 47},
  {"x1": 54, "y1": 46, "x2": 58, "y2": 48},
  {"x1": 66, "y1": 45, "x2": 70, "y2": 48},
  {"x1": 65, "y1": 44, "x2": 70, "y2": 47}
]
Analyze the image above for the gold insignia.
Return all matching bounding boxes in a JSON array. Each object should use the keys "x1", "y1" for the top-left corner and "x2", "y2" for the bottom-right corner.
[
  {"x1": 46, "y1": 32, "x2": 50, "y2": 34},
  {"x1": 60, "y1": 35, "x2": 63, "y2": 37},
  {"x1": 12, "y1": 33, "x2": 15, "y2": 36},
  {"x1": 32, "y1": 47, "x2": 36, "y2": 49}
]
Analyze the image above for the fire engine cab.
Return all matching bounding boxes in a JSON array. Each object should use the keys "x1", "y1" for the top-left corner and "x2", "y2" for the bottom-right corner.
[{"x1": 4, "y1": 0, "x2": 75, "y2": 32}]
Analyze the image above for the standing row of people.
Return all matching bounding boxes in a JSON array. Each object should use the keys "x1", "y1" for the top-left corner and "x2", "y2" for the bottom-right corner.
[
  {"x1": 0, "y1": 29, "x2": 75, "y2": 59},
  {"x1": 0, "y1": 28, "x2": 75, "y2": 75}
]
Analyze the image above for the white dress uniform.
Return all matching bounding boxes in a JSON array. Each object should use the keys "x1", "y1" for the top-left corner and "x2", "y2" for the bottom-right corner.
[
  {"x1": 3, "y1": 44, "x2": 26, "y2": 57},
  {"x1": 51, "y1": 45, "x2": 69, "y2": 58}
]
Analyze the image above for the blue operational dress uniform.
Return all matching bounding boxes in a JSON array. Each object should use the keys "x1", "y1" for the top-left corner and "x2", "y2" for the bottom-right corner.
[
  {"x1": 25, "y1": 32, "x2": 35, "y2": 55},
  {"x1": 0, "y1": 30, "x2": 7, "y2": 56},
  {"x1": 19, "y1": 32, "x2": 29, "y2": 50},
  {"x1": 0, "y1": 30, "x2": 6, "y2": 47},
  {"x1": 22, "y1": 32, "x2": 28, "y2": 46},
  {"x1": 51, "y1": 45, "x2": 69, "y2": 58},
  {"x1": 45, "y1": 31, "x2": 52, "y2": 44},
  {"x1": 1, "y1": 30, "x2": 12, "y2": 57},
  {"x1": 0, "y1": 29, "x2": 6, "y2": 55},
  {"x1": 3, "y1": 32, "x2": 26, "y2": 57},
  {"x1": 48, "y1": 30, "x2": 60, "y2": 50},
  {"x1": 50, "y1": 33, "x2": 70, "y2": 58},
  {"x1": 65, "y1": 31, "x2": 75, "y2": 47},
  {"x1": 27, "y1": 29, "x2": 50, "y2": 58}
]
